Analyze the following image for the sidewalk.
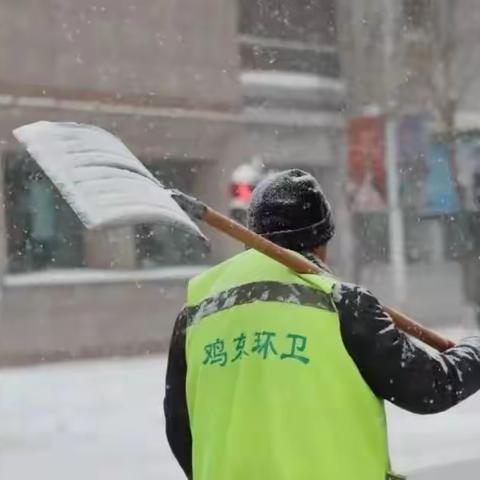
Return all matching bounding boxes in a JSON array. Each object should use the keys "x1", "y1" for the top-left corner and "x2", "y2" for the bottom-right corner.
[{"x1": 2, "y1": 355, "x2": 480, "y2": 480}]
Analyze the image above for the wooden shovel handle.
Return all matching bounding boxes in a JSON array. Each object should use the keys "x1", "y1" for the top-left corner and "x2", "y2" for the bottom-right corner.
[
  {"x1": 203, "y1": 207, "x2": 455, "y2": 352},
  {"x1": 383, "y1": 306, "x2": 455, "y2": 351}
]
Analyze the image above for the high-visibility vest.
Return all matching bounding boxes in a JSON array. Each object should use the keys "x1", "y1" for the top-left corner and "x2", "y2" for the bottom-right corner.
[{"x1": 185, "y1": 248, "x2": 390, "y2": 480}]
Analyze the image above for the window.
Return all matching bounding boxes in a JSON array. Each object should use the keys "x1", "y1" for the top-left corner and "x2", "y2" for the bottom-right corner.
[
  {"x1": 403, "y1": 0, "x2": 433, "y2": 31},
  {"x1": 238, "y1": 0, "x2": 339, "y2": 77},
  {"x1": 4, "y1": 152, "x2": 84, "y2": 272},
  {"x1": 239, "y1": 0, "x2": 337, "y2": 45},
  {"x1": 4, "y1": 152, "x2": 209, "y2": 273},
  {"x1": 240, "y1": 42, "x2": 339, "y2": 77},
  {"x1": 134, "y1": 160, "x2": 210, "y2": 268}
]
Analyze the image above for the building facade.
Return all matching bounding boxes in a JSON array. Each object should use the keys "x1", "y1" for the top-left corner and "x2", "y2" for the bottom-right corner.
[{"x1": 0, "y1": 0, "x2": 345, "y2": 363}]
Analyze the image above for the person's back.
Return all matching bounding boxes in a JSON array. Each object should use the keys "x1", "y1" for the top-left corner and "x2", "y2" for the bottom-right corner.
[
  {"x1": 185, "y1": 248, "x2": 388, "y2": 479},
  {"x1": 165, "y1": 169, "x2": 480, "y2": 480}
]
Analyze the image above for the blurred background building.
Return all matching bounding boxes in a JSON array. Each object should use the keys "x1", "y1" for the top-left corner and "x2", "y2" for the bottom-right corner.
[
  {"x1": 336, "y1": 0, "x2": 480, "y2": 323},
  {"x1": 2, "y1": 0, "x2": 480, "y2": 365},
  {"x1": 0, "y1": 0, "x2": 345, "y2": 364}
]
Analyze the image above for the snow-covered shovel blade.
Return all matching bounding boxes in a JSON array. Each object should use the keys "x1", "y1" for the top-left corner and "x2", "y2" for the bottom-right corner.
[{"x1": 13, "y1": 121, "x2": 207, "y2": 243}]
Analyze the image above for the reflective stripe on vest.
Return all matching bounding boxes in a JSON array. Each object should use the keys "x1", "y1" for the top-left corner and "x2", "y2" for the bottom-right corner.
[
  {"x1": 186, "y1": 280, "x2": 335, "y2": 326},
  {"x1": 185, "y1": 249, "x2": 390, "y2": 480}
]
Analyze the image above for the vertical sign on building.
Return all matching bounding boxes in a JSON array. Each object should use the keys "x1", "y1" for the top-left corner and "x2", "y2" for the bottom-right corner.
[
  {"x1": 425, "y1": 141, "x2": 460, "y2": 215},
  {"x1": 396, "y1": 114, "x2": 429, "y2": 211},
  {"x1": 347, "y1": 116, "x2": 386, "y2": 211}
]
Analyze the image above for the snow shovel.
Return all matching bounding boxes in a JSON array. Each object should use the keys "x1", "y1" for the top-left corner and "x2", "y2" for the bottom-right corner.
[{"x1": 13, "y1": 121, "x2": 455, "y2": 352}]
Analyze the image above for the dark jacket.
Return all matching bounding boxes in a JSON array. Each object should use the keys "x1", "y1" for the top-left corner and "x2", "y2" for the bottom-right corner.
[{"x1": 164, "y1": 269, "x2": 480, "y2": 478}]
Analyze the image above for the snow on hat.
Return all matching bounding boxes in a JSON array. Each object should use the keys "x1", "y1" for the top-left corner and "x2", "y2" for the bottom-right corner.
[{"x1": 247, "y1": 169, "x2": 335, "y2": 251}]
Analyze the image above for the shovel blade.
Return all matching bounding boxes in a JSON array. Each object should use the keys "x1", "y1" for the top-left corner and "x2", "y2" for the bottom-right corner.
[{"x1": 13, "y1": 121, "x2": 207, "y2": 244}]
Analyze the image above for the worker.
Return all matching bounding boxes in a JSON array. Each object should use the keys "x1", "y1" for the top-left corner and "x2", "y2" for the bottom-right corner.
[{"x1": 164, "y1": 169, "x2": 480, "y2": 480}]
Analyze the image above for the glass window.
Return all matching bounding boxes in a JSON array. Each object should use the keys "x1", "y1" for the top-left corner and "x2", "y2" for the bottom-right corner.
[
  {"x1": 403, "y1": 0, "x2": 433, "y2": 31},
  {"x1": 239, "y1": 0, "x2": 337, "y2": 45},
  {"x1": 238, "y1": 0, "x2": 339, "y2": 77},
  {"x1": 4, "y1": 151, "x2": 85, "y2": 272},
  {"x1": 240, "y1": 43, "x2": 340, "y2": 77},
  {"x1": 134, "y1": 160, "x2": 210, "y2": 268},
  {"x1": 354, "y1": 212, "x2": 441, "y2": 265}
]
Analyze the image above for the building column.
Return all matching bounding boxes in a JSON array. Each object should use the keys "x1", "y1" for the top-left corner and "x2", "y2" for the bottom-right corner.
[
  {"x1": 330, "y1": 129, "x2": 355, "y2": 280},
  {"x1": 84, "y1": 227, "x2": 136, "y2": 269},
  {"x1": 191, "y1": 127, "x2": 245, "y2": 263},
  {"x1": 0, "y1": 158, "x2": 9, "y2": 276},
  {"x1": 0, "y1": 157, "x2": 9, "y2": 327}
]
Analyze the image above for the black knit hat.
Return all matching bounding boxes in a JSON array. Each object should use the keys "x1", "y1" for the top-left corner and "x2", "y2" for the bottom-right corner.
[{"x1": 247, "y1": 169, "x2": 335, "y2": 251}]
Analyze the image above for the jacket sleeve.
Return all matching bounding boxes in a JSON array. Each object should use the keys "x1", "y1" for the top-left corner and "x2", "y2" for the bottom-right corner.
[
  {"x1": 333, "y1": 282, "x2": 480, "y2": 414},
  {"x1": 164, "y1": 307, "x2": 192, "y2": 478}
]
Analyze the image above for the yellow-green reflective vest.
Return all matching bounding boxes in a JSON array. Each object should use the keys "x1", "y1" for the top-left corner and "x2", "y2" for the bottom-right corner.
[{"x1": 186, "y1": 249, "x2": 390, "y2": 480}]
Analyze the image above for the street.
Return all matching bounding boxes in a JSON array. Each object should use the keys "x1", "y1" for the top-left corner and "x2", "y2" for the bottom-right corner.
[{"x1": 1, "y1": 355, "x2": 479, "y2": 480}]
